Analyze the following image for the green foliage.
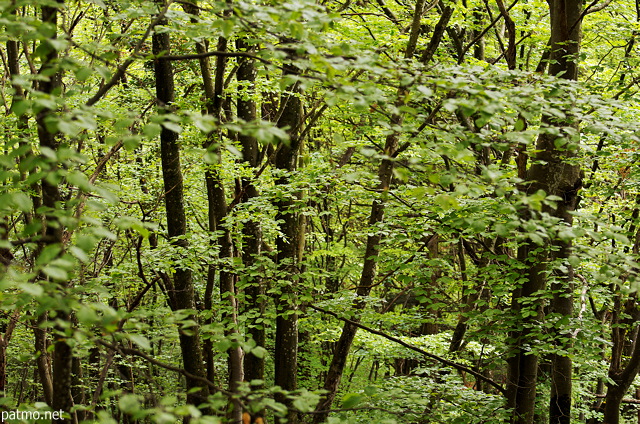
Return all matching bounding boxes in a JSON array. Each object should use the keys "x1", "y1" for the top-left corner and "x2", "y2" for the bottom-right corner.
[{"x1": 2, "y1": 0, "x2": 640, "y2": 422}]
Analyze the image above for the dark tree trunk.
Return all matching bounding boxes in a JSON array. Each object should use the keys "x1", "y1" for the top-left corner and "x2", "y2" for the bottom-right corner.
[
  {"x1": 273, "y1": 58, "x2": 304, "y2": 424},
  {"x1": 152, "y1": 4, "x2": 210, "y2": 409},
  {"x1": 545, "y1": 2, "x2": 582, "y2": 423},
  {"x1": 602, "y1": 281, "x2": 640, "y2": 420},
  {"x1": 180, "y1": 1, "x2": 218, "y2": 386},
  {"x1": 506, "y1": 2, "x2": 583, "y2": 423},
  {"x1": 33, "y1": 316, "x2": 54, "y2": 406},
  {"x1": 182, "y1": 3, "x2": 245, "y2": 418},
  {"x1": 603, "y1": 345, "x2": 640, "y2": 424},
  {"x1": 35, "y1": 2, "x2": 74, "y2": 421},
  {"x1": 236, "y1": 38, "x2": 266, "y2": 391},
  {"x1": 506, "y1": 246, "x2": 546, "y2": 424},
  {"x1": 420, "y1": 1, "x2": 456, "y2": 63}
]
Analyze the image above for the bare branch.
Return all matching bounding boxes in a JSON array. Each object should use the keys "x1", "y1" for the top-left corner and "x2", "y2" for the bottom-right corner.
[{"x1": 308, "y1": 304, "x2": 506, "y2": 395}]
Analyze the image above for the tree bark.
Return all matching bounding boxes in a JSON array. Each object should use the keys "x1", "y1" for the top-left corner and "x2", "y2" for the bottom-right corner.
[
  {"x1": 182, "y1": 3, "x2": 245, "y2": 418},
  {"x1": 236, "y1": 38, "x2": 265, "y2": 391},
  {"x1": 420, "y1": 1, "x2": 456, "y2": 64},
  {"x1": 273, "y1": 57, "x2": 304, "y2": 424},
  {"x1": 34, "y1": 2, "x2": 74, "y2": 420},
  {"x1": 545, "y1": 2, "x2": 582, "y2": 423},
  {"x1": 506, "y1": 2, "x2": 583, "y2": 423},
  {"x1": 152, "y1": 4, "x2": 210, "y2": 411}
]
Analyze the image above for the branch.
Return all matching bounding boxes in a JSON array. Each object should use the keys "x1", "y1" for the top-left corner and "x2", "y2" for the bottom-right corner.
[
  {"x1": 308, "y1": 305, "x2": 506, "y2": 395},
  {"x1": 96, "y1": 339, "x2": 228, "y2": 394},
  {"x1": 593, "y1": 393, "x2": 640, "y2": 404},
  {"x1": 86, "y1": 2, "x2": 171, "y2": 106},
  {"x1": 374, "y1": 0, "x2": 400, "y2": 28},
  {"x1": 461, "y1": 0, "x2": 519, "y2": 59},
  {"x1": 495, "y1": 0, "x2": 516, "y2": 69},
  {"x1": 405, "y1": 0, "x2": 428, "y2": 58},
  {"x1": 420, "y1": 1, "x2": 456, "y2": 64},
  {"x1": 301, "y1": 406, "x2": 424, "y2": 415},
  {"x1": 161, "y1": 50, "x2": 272, "y2": 65},
  {"x1": 584, "y1": 0, "x2": 614, "y2": 15},
  {"x1": 568, "y1": 0, "x2": 613, "y2": 34}
]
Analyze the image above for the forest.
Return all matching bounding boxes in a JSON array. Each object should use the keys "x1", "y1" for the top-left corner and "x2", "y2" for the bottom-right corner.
[{"x1": 1, "y1": 0, "x2": 640, "y2": 423}]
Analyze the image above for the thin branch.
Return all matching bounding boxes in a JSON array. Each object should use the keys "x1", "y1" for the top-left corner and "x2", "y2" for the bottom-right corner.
[
  {"x1": 86, "y1": 2, "x2": 172, "y2": 106},
  {"x1": 96, "y1": 339, "x2": 227, "y2": 393},
  {"x1": 162, "y1": 50, "x2": 272, "y2": 65},
  {"x1": 584, "y1": 0, "x2": 614, "y2": 15},
  {"x1": 495, "y1": 0, "x2": 516, "y2": 69},
  {"x1": 569, "y1": 0, "x2": 614, "y2": 35},
  {"x1": 461, "y1": 0, "x2": 519, "y2": 59},
  {"x1": 374, "y1": 0, "x2": 400, "y2": 28},
  {"x1": 308, "y1": 304, "x2": 506, "y2": 395}
]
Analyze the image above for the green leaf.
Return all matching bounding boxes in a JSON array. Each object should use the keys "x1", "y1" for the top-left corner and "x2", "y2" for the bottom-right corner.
[
  {"x1": 12, "y1": 193, "x2": 33, "y2": 212},
  {"x1": 434, "y1": 194, "x2": 459, "y2": 210},
  {"x1": 66, "y1": 171, "x2": 93, "y2": 191},
  {"x1": 77, "y1": 305, "x2": 98, "y2": 325},
  {"x1": 118, "y1": 394, "x2": 140, "y2": 414},
  {"x1": 11, "y1": 100, "x2": 30, "y2": 117},
  {"x1": 42, "y1": 265, "x2": 68, "y2": 281},
  {"x1": 123, "y1": 136, "x2": 141, "y2": 151},
  {"x1": 341, "y1": 393, "x2": 364, "y2": 409},
  {"x1": 75, "y1": 67, "x2": 93, "y2": 81},
  {"x1": 364, "y1": 386, "x2": 377, "y2": 396},
  {"x1": 69, "y1": 246, "x2": 90, "y2": 262},
  {"x1": 250, "y1": 346, "x2": 268, "y2": 359},
  {"x1": 129, "y1": 334, "x2": 151, "y2": 350},
  {"x1": 19, "y1": 283, "x2": 44, "y2": 297},
  {"x1": 37, "y1": 244, "x2": 62, "y2": 266},
  {"x1": 162, "y1": 122, "x2": 183, "y2": 133},
  {"x1": 143, "y1": 123, "x2": 162, "y2": 139}
]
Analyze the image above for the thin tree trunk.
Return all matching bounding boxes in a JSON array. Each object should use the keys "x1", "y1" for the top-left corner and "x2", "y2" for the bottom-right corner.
[
  {"x1": 603, "y1": 244, "x2": 640, "y2": 421},
  {"x1": 33, "y1": 316, "x2": 53, "y2": 406},
  {"x1": 312, "y1": 3, "x2": 427, "y2": 420},
  {"x1": 182, "y1": 3, "x2": 244, "y2": 418},
  {"x1": 9, "y1": 12, "x2": 54, "y2": 406},
  {"x1": 0, "y1": 311, "x2": 18, "y2": 396},
  {"x1": 420, "y1": 1, "x2": 456, "y2": 63}
]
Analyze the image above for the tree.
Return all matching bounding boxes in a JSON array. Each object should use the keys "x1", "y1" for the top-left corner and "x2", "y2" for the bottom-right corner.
[
  {"x1": 152, "y1": 0, "x2": 210, "y2": 409},
  {"x1": 1, "y1": 0, "x2": 640, "y2": 423}
]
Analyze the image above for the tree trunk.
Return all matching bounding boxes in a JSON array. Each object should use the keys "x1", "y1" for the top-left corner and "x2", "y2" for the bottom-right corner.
[
  {"x1": 273, "y1": 58, "x2": 304, "y2": 424},
  {"x1": 34, "y1": 2, "x2": 74, "y2": 421},
  {"x1": 506, "y1": 2, "x2": 583, "y2": 423},
  {"x1": 236, "y1": 38, "x2": 265, "y2": 391},
  {"x1": 152, "y1": 4, "x2": 210, "y2": 410},
  {"x1": 186, "y1": 5, "x2": 246, "y2": 418},
  {"x1": 545, "y1": 2, "x2": 582, "y2": 423},
  {"x1": 602, "y1": 279, "x2": 640, "y2": 420},
  {"x1": 313, "y1": 2, "x2": 425, "y2": 419}
]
